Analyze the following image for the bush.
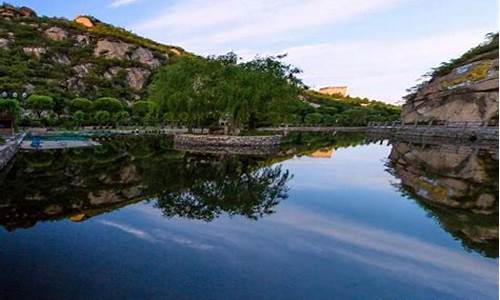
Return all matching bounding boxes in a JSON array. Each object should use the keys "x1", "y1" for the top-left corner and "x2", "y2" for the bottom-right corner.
[
  {"x1": 27, "y1": 95, "x2": 54, "y2": 118},
  {"x1": 304, "y1": 113, "x2": 323, "y2": 125},
  {"x1": 95, "y1": 110, "x2": 111, "y2": 125},
  {"x1": 93, "y1": 97, "x2": 123, "y2": 114},
  {"x1": 69, "y1": 98, "x2": 93, "y2": 113}
]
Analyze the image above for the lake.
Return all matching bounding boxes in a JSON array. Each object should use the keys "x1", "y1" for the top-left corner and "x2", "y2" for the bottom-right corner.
[{"x1": 0, "y1": 133, "x2": 498, "y2": 299}]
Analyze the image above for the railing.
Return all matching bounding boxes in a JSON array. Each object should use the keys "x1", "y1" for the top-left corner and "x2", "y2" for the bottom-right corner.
[{"x1": 367, "y1": 121, "x2": 498, "y2": 128}]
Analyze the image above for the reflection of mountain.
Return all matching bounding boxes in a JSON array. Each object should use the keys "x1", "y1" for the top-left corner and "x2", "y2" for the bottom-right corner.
[
  {"x1": 388, "y1": 141, "x2": 498, "y2": 258},
  {"x1": 0, "y1": 136, "x2": 290, "y2": 230}
]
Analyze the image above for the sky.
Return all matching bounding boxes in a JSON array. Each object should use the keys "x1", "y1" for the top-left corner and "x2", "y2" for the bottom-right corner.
[{"x1": 9, "y1": 0, "x2": 499, "y2": 103}]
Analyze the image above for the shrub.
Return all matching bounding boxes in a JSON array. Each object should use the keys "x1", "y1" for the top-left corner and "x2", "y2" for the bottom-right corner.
[
  {"x1": 69, "y1": 98, "x2": 93, "y2": 113},
  {"x1": 27, "y1": 95, "x2": 54, "y2": 118},
  {"x1": 95, "y1": 110, "x2": 111, "y2": 125},
  {"x1": 93, "y1": 97, "x2": 124, "y2": 113}
]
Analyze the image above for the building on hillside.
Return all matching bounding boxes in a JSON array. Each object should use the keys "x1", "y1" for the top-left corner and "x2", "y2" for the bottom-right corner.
[
  {"x1": 75, "y1": 16, "x2": 96, "y2": 28},
  {"x1": 318, "y1": 86, "x2": 348, "y2": 97},
  {"x1": 307, "y1": 147, "x2": 335, "y2": 159}
]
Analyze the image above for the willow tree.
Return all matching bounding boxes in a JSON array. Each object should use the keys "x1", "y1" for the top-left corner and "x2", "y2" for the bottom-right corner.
[{"x1": 148, "y1": 52, "x2": 304, "y2": 134}]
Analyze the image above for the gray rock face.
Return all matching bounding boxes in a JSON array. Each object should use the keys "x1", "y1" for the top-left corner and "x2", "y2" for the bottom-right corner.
[
  {"x1": 66, "y1": 63, "x2": 93, "y2": 90},
  {"x1": 75, "y1": 34, "x2": 91, "y2": 46},
  {"x1": 22, "y1": 47, "x2": 46, "y2": 58},
  {"x1": 126, "y1": 67, "x2": 151, "y2": 91},
  {"x1": 44, "y1": 26, "x2": 68, "y2": 41},
  {"x1": 104, "y1": 66, "x2": 123, "y2": 80},
  {"x1": 52, "y1": 53, "x2": 71, "y2": 65},
  {"x1": 0, "y1": 38, "x2": 9, "y2": 49},
  {"x1": 94, "y1": 39, "x2": 132, "y2": 60},
  {"x1": 402, "y1": 52, "x2": 499, "y2": 125},
  {"x1": 131, "y1": 47, "x2": 161, "y2": 68}
]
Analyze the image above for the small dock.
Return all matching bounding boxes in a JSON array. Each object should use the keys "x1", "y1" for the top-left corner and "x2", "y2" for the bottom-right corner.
[{"x1": 21, "y1": 139, "x2": 101, "y2": 150}]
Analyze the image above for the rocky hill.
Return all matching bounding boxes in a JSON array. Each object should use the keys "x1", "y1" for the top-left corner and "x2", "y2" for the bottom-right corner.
[
  {"x1": 402, "y1": 33, "x2": 498, "y2": 125},
  {"x1": 0, "y1": 4, "x2": 186, "y2": 104}
]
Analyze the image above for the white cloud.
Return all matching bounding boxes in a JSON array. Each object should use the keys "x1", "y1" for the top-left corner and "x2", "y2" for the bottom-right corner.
[
  {"x1": 99, "y1": 220, "x2": 156, "y2": 242},
  {"x1": 131, "y1": 0, "x2": 493, "y2": 103},
  {"x1": 134, "y1": 0, "x2": 404, "y2": 47},
  {"x1": 109, "y1": 0, "x2": 139, "y2": 8},
  {"x1": 280, "y1": 29, "x2": 490, "y2": 102}
]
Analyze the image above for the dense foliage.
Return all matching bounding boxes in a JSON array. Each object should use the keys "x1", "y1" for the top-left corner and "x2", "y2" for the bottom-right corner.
[
  {"x1": 301, "y1": 91, "x2": 401, "y2": 126},
  {"x1": 148, "y1": 53, "x2": 306, "y2": 133}
]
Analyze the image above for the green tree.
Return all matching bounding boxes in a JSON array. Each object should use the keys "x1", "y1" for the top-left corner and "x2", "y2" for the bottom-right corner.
[
  {"x1": 304, "y1": 113, "x2": 323, "y2": 125},
  {"x1": 148, "y1": 53, "x2": 304, "y2": 134},
  {"x1": 69, "y1": 98, "x2": 93, "y2": 113},
  {"x1": 95, "y1": 110, "x2": 111, "y2": 126},
  {"x1": 73, "y1": 110, "x2": 85, "y2": 128},
  {"x1": 27, "y1": 95, "x2": 54, "y2": 118},
  {"x1": 93, "y1": 97, "x2": 123, "y2": 114},
  {"x1": 113, "y1": 111, "x2": 129, "y2": 127},
  {"x1": 0, "y1": 99, "x2": 21, "y2": 127}
]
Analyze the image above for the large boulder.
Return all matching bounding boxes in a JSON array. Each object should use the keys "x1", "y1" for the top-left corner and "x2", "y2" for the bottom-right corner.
[
  {"x1": 402, "y1": 51, "x2": 499, "y2": 125},
  {"x1": 94, "y1": 39, "x2": 132, "y2": 60},
  {"x1": 0, "y1": 38, "x2": 8, "y2": 49},
  {"x1": 44, "y1": 26, "x2": 68, "y2": 41},
  {"x1": 131, "y1": 47, "x2": 161, "y2": 68},
  {"x1": 126, "y1": 67, "x2": 151, "y2": 91},
  {"x1": 22, "y1": 47, "x2": 46, "y2": 58}
]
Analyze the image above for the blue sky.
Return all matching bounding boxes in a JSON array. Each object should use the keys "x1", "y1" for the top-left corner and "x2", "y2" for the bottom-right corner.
[{"x1": 9, "y1": 0, "x2": 499, "y2": 103}]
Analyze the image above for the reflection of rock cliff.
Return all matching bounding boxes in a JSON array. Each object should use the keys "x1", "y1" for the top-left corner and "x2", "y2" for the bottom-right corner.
[
  {"x1": 388, "y1": 141, "x2": 498, "y2": 257},
  {"x1": 402, "y1": 35, "x2": 498, "y2": 125}
]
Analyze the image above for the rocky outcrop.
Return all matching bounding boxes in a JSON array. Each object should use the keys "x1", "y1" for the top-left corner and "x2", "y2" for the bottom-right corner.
[
  {"x1": 0, "y1": 38, "x2": 8, "y2": 49},
  {"x1": 94, "y1": 39, "x2": 132, "y2": 60},
  {"x1": 0, "y1": 4, "x2": 185, "y2": 102},
  {"x1": 44, "y1": 26, "x2": 68, "y2": 41},
  {"x1": 131, "y1": 47, "x2": 161, "y2": 68},
  {"x1": 75, "y1": 34, "x2": 91, "y2": 46},
  {"x1": 0, "y1": 5, "x2": 36, "y2": 19},
  {"x1": 22, "y1": 47, "x2": 46, "y2": 58},
  {"x1": 52, "y1": 53, "x2": 71, "y2": 65},
  {"x1": 104, "y1": 66, "x2": 123, "y2": 80},
  {"x1": 126, "y1": 67, "x2": 151, "y2": 91},
  {"x1": 94, "y1": 40, "x2": 161, "y2": 69},
  {"x1": 402, "y1": 50, "x2": 499, "y2": 125},
  {"x1": 66, "y1": 63, "x2": 93, "y2": 90}
]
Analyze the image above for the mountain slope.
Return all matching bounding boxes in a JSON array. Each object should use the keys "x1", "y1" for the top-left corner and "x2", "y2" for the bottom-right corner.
[{"x1": 0, "y1": 4, "x2": 186, "y2": 105}]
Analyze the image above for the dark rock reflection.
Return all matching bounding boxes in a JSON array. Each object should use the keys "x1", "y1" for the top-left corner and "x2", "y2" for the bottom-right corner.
[{"x1": 386, "y1": 138, "x2": 499, "y2": 258}]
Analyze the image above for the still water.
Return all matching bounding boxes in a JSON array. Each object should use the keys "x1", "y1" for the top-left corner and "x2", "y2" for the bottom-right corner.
[{"x1": 0, "y1": 134, "x2": 498, "y2": 299}]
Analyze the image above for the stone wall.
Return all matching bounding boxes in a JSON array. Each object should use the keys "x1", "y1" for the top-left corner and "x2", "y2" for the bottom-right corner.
[
  {"x1": 0, "y1": 134, "x2": 24, "y2": 171},
  {"x1": 174, "y1": 134, "x2": 281, "y2": 148},
  {"x1": 366, "y1": 125, "x2": 498, "y2": 141}
]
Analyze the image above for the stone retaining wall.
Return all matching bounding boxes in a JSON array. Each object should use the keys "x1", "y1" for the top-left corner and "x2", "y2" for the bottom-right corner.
[
  {"x1": 174, "y1": 134, "x2": 281, "y2": 148},
  {"x1": 366, "y1": 126, "x2": 498, "y2": 141},
  {"x1": 0, "y1": 133, "x2": 24, "y2": 171}
]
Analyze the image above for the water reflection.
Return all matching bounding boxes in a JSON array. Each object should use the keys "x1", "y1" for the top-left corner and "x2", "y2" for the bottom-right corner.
[
  {"x1": 386, "y1": 139, "x2": 499, "y2": 257},
  {"x1": 0, "y1": 134, "x2": 497, "y2": 260},
  {"x1": 0, "y1": 136, "x2": 291, "y2": 230}
]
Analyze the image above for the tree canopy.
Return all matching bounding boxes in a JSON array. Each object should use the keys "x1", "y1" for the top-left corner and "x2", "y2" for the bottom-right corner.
[
  {"x1": 148, "y1": 52, "x2": 305, "y2": 133},
  {"x1": 27, "y1": 95, "x2": 54, "y2": 118}
]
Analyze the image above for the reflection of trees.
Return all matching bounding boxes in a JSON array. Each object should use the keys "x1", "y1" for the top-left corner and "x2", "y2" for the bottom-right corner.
[
  {"x1": 155, "y1": 164, "x2": 290, "y2": 221},
  {"x1": 0, "y1": 136, "x2": 290, "y2": 229},
  {"x1": 387, "y1": 141, "x2": 498, "y2": 258}
]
